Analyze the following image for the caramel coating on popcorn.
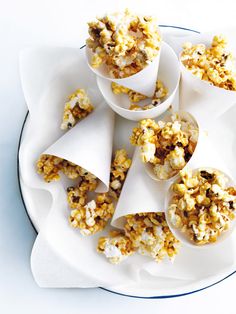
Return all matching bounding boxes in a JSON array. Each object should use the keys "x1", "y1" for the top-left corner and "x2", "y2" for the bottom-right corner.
[
  {"x1": 97, "y1": 212, "x2": 180, "y2": 264},
  {"x1": 37, "y1": 154, "x2": 85, "y2": 182},
  {"x1": 180, "y1": 35, "x2": 236, "y2": 91},
  {"x1": 97, "y1": 230, "x2": 135, "y2": 264},
  {"x1": 61, "y1": 89, "x2": 94, "y2": 130},
  {"x1": 68, "y1": 149, "x2": 132, "y2": 235},
  {"x1": 109, "y1": 149, "x2": 132, "y2": 199},
  {"x1": 168, "y1": 168, "x2": 236, "y2": 245},
  {"x1": 111, "y1": 80, "x2": 168, "y2": 111},
  {"x1": 87, "y1": 9, "x2": 161, "y2": 78},
  {"x1": 130, "y1": 114, "x2": 198, "y2": 179}
]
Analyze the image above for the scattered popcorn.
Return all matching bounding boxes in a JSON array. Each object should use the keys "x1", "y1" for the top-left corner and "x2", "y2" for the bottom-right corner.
[
  {"x1": 111, "y1": 80, "x2": 168, "y2": 111},
  {"x1": 130, "y1": 114, "x2": 199, "y2": 179},
  {"x1": 36, "y1": 154, "x2": 88, "y2": 182},
  {"x1": 87, "y1": 9, "x2": 161, "y2": 78},
  {"x1": 97, "y1": 230, "x2": 135, "y2": 264},
  {"x1": 68, "y1": 149, "x2": 132, "y2": 235},
  {"x1": 97, "y1": 212, "x2": 180, "y2": 264},
  {"x1": 61, "y1": 89, "x2": 94, "y2": 130},
  {"x1": 69, "y1": 192, "x2": 115, "y2": 235},
  {"x1": 180, "y1": 35, "x2": 236, "y2": 91},
  {"x1": 109, "y1": 149, "x2": 132, "y2": 199},
  {"x1": 168, "y1": 168, "x2": 236, "y2": 245}
]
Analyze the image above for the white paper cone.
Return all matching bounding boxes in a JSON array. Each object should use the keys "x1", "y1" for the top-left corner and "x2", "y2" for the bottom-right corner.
[
  {"x1": 43, "y1": 104, "x2": 114, "y2": 193},
  {"x1": 96, "y1": 42, "x2": 180, "y2": 121},
  {"x1": 111, "y1": 149, "x2": 170, "y2": 229},
  {"x1": 86, "y1": 45, "x2": 160, "y2": 97},
  {"x1": 178, "y1": 30, "x2": 236, "y2": 126}
]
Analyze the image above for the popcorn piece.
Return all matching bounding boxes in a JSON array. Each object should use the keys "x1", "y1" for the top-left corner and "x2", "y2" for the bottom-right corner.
[
  {"x1": 130, "y1": 115, "x2": 198, "y2": 179},
  {"x1": 61, "y1": 89, "x2": 94, "y2": 130},
  {"x1": 111, "y1": 80, "x2": 168, "y2": 111},
  {"x1": 168, "y1": 168, "x2": 236, "y2": 245},
  {"x1": 97, "y1": 230, "x2": 135, "y2": 264},
  {"x1": 98, "y1": 212, "x2": 180, "y2": 264},
  {"x1": 87, "y1": 9, "x2": 161, "y2": 78},
  {"x1": 180, "y1": 35, "x2": 236, "y2": 91}
]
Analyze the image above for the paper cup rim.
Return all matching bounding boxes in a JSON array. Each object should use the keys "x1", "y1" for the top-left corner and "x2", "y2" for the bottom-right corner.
[
  {"x1": 144, "y1": 111, "x2": 200, "y2": 182},
  {"x1": 165, "y1": 167, "x2": 236, "y2": 249},
  {"x1": 96, "y1": 41, "x2": 180, "y2": 115},
  {"x1": 179, "y1": 55, "x2": 236, "y2": 94}
]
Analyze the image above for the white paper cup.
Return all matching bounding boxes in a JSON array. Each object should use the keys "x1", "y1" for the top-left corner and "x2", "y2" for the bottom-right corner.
[
  {"x1": 179, "y1": 35, "x2": 236, "y2": 126},
  {"x1": 165, "y1": 167, "x2": 236, "y2": 248},
  {"x1": 96, "y1": 42, "x2": 180, "y2": 121},
  {"x1": 111, "y1": 149, "x2": 169, "y2": 229},
  {"x1": 144, "y1": 111, "x2": 200, "y2": 182}
]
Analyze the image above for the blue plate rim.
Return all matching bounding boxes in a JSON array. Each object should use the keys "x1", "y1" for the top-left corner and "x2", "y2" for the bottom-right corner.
[{"x1": 17, "y1": 24, "x2": 236, "y2": 299}]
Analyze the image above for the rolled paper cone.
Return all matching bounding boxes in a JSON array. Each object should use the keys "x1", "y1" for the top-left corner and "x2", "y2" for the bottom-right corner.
[
  {"x1": 43, "y1": 104, "x2": 115, "y2": 193},
  {"x1": 111, "y1": 149, "x2": 171, "y2": 229},
  {"x1": 165, "y1": 168, "x2": 236, "y2": 248},
  {"x1": 180, "y1": 64, "x2": 236, "y2": 126},
  {"x1": 178, "y1": 31, "x2": 236, "y2": 126},
  {"x1": 86, "y1": 44, "x2": 161, "y2": 97},
  {"x1": 96, "y1": 42, "x2": 180, "y2": 121}
]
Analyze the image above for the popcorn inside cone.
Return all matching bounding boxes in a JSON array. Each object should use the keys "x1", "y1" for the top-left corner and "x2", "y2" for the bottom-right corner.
[
  {"x1": 167, "y1": 168, "x2": 236, "y2": 246},
  {"x1": 180, "y1": 34, "x2": 236, "y2": 91},
  {"x1": 130, "y1": 112, "x2": 199, "y2": 180},
  {"x1": 86, "y1": 8, "x2": 161, "y2": 79},
  {"x1": 111, "y1": 79, "x2": 168, "y2": 111}
]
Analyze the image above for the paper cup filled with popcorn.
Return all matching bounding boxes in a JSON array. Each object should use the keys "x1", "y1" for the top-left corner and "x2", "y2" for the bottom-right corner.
[
  {"x1": 86, "y1": 9, "x2": 162, "y2": 97},
  {"x1": 96, "y1": 41, "x2": 180, "y2": 121},
  {"x1": 130, "y1": 111, "x2": 200, "y2": 182},
  {"x1": 166, "y1": 167, "x2": 236, "y2": 248},
  {"x1": 179, "y1": 34, "x2": 236, "y2": 125},
  {"x1": 97, "y1": 150, "x2": 181, "y2": 264}
]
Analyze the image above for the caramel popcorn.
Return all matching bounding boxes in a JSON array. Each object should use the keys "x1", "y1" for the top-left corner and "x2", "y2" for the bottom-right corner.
[
  {"x1": 68, "y1": 149, "x2": 132, "y2": 235},
  {"x1": 168, "y1": 168, "x2": 236, "y2": 245},
  {"x1": 97, "y1": 212, "x2": 180, "y2": 264},
  {"x1": 97, "y1": 230, "x2": 135, "y2": 264},
  {"x1": 61, "y1": 89, "x2": 94, "y2": 130},
  {"x1": 111, "y1": 80, "x2": 168, "y2": 111},
  {"x1": 37, "y1": 154, "x2": 84, "y2": 182},
  {"x1": 180, "y1": 35, "x2": 236, "y2": 91},
  {"x1": 109, "y1": 149, "x2": 132, "y2": 199},
  {"x1": 130, "y1": 114, "x2": 199, "y2": 179},
  {"x1": 87, "y1": 9, "x2": 161, "y2": 78}
]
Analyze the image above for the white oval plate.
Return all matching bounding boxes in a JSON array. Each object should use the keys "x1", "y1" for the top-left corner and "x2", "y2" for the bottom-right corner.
[{"x1": 18, "y1": 25, "x2": 236, "y2": 298}]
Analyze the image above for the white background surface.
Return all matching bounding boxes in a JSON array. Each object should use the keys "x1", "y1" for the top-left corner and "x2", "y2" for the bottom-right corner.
[{"x1": 1, "y1": 0, "x2": 236, "y2": 313}]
